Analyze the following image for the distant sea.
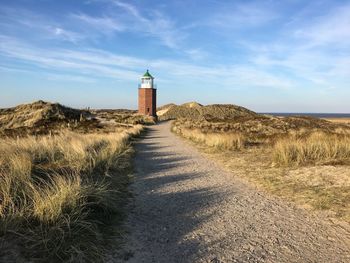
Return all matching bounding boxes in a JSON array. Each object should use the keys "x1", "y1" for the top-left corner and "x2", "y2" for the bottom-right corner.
[{"x1": 260, "y1": 113, "x2": 350, "y2": 118}]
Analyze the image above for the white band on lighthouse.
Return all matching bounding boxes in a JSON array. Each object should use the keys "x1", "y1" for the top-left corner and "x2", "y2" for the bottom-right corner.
[{"x1": 141, "y1": 77, "x2": 153, "y2": 89}]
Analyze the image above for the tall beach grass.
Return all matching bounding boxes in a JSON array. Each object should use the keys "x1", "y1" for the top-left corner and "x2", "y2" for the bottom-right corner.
[
  {"x1": 0, "y1": 125, "x2": 143, "y2": 262},
  {"x1": 172, "y1": 125, "x2": 245, "y2": 150},
  {"x1": 273, "y1": 132, "x2": 350, "y2": 166}
]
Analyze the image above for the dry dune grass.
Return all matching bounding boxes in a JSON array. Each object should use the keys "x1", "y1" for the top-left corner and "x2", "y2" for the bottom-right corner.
[
  {"x1": 324, "y1": 118, "x2": 350, "y2": 125},
  {"x1": 172, "y1": 119, "x2": 350, "y2": 223},
  {"x1": 0, "y1": 125, "x2": 143, "y2": 262},
  {"x1": 93, "y1": 109, "x2": 156, "y2": 125},
  {"x1": 157, "y1": 102, "x2": 257, "y2": 121},
  {"x1": 273, "y1": 132, "x2": 350, "y2": 166},
  {"x1": 171, "y1": 116, "x2": 350, "y2": 147},
  {"x1": 0, "y1": 100, "x2": 88, "y2": 130},
  {"x1": 0, "y1": 101, "x2": 154, "y2": 138},
  {"x1": 172, "y1": 125, "x2": 245, "y2": 150}
]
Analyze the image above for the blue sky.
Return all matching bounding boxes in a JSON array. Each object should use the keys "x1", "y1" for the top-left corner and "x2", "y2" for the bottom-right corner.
[{"x1": 0, "y1": 0, "x2": 349, "y2": 112}]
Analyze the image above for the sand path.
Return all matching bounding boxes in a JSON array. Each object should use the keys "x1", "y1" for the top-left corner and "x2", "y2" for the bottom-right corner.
[{"x1": 111, "y1": 121, "x2": 350, "y2": 263}]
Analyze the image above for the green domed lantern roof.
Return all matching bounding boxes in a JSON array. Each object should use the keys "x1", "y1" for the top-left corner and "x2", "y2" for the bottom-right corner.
[{"x1": 143, "y1": 69, "x2": 154, "y2": 79}]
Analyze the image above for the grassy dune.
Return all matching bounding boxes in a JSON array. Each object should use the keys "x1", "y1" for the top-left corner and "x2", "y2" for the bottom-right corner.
[
  {"x1": 0, "y1": 100, "x2": 155, "y2": 138},
  {"x1": 0, "y1": 125, "x2": 143, "y2": 262},
  {"x1": 157, "y1": 102, "x2": 257, "y2": 121},
  {"x1": 172, "y1": 119, "x2": 350, "y2": 223},
  {"x1": 172, "y1": 125, "x2": 245, "y2": 150},
  {"x1": 273, "y1": 132, "x2": 350, "y2": 166},
  {"x1": 324, "y1": 118, "x2": 350, "y2": 125},
  {"x1": 93, "y1": 109, "x2": 156, "y2": 125}
]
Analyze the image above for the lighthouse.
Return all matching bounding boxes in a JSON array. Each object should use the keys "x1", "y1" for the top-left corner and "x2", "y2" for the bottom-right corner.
[{"x1": 138, "y1": 70, "x2": 157, "y2": 117}]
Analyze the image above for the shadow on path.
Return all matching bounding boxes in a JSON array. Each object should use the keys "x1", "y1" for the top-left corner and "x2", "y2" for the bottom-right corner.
[
  {"x1": 127, "y1": 124, "x2": 226, "y2": 262},
  {"x1": 113, "y1": 123, "x2": 350, "y2": 263}
]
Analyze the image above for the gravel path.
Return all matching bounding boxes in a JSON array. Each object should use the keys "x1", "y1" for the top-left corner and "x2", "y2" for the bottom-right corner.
[{"x1": 111, "y1": 122, "x2": 350, "y2": 263}]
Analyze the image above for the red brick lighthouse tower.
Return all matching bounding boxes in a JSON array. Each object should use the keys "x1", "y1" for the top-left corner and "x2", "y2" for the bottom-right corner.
[{"x1": 138, "y1": 70, "x2": 157, "y2": 117}]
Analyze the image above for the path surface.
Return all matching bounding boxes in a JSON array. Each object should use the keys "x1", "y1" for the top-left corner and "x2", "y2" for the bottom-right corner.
[{"x1": 111, "y1": 122, "x2": 350, "y2": 263}]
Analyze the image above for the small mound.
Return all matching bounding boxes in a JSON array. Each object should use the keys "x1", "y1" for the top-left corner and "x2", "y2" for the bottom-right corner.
[
  {"x1": 157, "y1": 103, "x2": 177, "y2": 117},
  {"x1": 93, "y1": 109, "x2": 156, "y2": 125},
  {"x1": 157, "y1": 103, "x2": 177, "y2": 112},
  {"x1": 0, "y1": 100, "x2": 90, "y2": 130},
  {"x1": 158, "y1": 102, "x2": 258, "y2": 121},
  {"x1": 181, "y1": 102, "x2": 203, "y2": 108}
]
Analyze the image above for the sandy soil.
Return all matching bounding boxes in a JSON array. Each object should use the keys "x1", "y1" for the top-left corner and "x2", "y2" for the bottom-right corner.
[
  {"x1": 287, "y1": 165, "x2": 350, "y2": 188},
  {"x1": 110, "y1": 122, "x2": 350, "y2": 263}
]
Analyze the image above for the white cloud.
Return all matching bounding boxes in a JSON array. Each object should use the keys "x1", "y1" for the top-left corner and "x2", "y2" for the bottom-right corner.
[
  {"x1": 208, "y1": 2, "x2": 279, "y2": 29},
  {"x1": 112, "y1": 1, "x2": 141, "y2": 20},
  {"x1": 249, "y1": 47, "x2": 343, "y2": 89},
  {"x1": 0, "y1": 1, "x2": 193, "y2": 58},
  {"x1": 294, "y1": 4, "x2": 350, "y2": 46},
  {"x1": 0, "y1": 7, "x2": 84, "y2": 44},
  {"x1": 0, "y1": 35, "x2": 294, "y2": 91},
  {"x1": 75, "y1": 0, "x2": 183, "y2": 48},
  {"x1": 0, "y1": 36, "x2": 140, "y2": 81},
  {"x1": 52, "y1": 27, "x2": 83, "y2": 43},
  {"x1": 72, "y1": 13, "x2": 124, "y2": 35},
  {"x1": 46, "y1": 73, "x2": 96, "y2": 83},
  {"x1": 4, "y1": 1, "x2": 348, "y2": 93},
  {"x1": 184, "y1": 49, "x2": 208, "y2": 60},
  {"x1": 110, "y1": 0, "x2": 183, "y2": 49},
  {"x1": 238, "y1": 3, "x2": 350, "y2": 92},
  {"x1": 0, "y1": 65, "x2": 33, "y2": 74}
]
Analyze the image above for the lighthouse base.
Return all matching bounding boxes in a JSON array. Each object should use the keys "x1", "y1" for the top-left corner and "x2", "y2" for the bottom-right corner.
[{"x1": 138, "y1": 88, "x2": 157, "y2": 117}]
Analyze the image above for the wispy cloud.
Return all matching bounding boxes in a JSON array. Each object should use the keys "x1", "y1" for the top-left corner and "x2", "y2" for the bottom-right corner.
[
  {"x1": 0, "y1": 35, "x2": 293, "y2": 90},
  {"x1": 0, "y1": 7, "x2": 84, "y2": 43},
  {"x1": 238, "y1": 2, "x2": 350, "y2": 92},
  {"x1": 52, "y1": 27, "x2": 83, "y2": 43},
  {"x1": 1, "y1": 1, "x2": 191, "y2": 56},
  {"x1": 46, "y1": 73, "x2": 96, "y2": 83},
  {"x1": 184, "y1": 49, "x2": 208, "y2": 60},
  {"x1": 1, "y1": 0, "x2": 349, "y2": 111},
  {"x1": 110, "y1": 0, "x2": 182, "y2": 49},
  {"x1": 112, "y1": 1, "x2": 140, "y2": 19},
  {"x1": 71, "y1": 13, "x2": 124, "y2": 35},
  {"x1": 0, "y1": 65, "x2": 33, "y2": 74},
  {"x1": 74, "y1": 0, "x2": 183, "y2": 48},
  {"x1": 207, "y1": 2, "x2": 279, "y2": 29},
  {"x1": 0, "y1": 36, "x2": 140, "y2": 81},
  {"x1": 294, "y1": 4, "x2": 350, "y2": 46}
]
